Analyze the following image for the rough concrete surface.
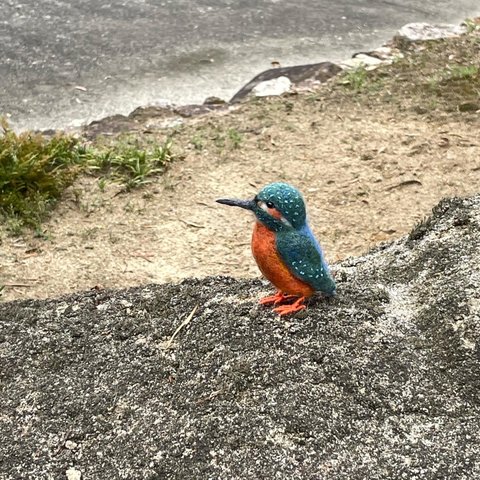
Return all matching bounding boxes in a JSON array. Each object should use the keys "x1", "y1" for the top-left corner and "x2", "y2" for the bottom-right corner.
[{"x1": 1, "y1": 194, "x2": 480, "y2": 479}]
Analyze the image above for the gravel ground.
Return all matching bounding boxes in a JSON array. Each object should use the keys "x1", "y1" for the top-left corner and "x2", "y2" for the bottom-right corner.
[{"x1": 1, "y1": 194, "x2": 479, "y2": 479}]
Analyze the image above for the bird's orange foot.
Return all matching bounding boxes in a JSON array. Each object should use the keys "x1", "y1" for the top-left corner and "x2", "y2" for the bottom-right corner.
[
  {"x1": 259, "y1": 291, "x2": 298, "y2": 306},
  {"x1": 273, "y1": 297, "x2": 307, "y2": 316}
]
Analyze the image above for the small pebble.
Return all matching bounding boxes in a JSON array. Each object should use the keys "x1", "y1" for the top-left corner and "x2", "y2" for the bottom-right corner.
[
  {"x1": 66, "y1": 467, "x2": 81, "y2": 480},
  {"x1": 65, "y1": 440, "x2": 78, "y2": 450}
]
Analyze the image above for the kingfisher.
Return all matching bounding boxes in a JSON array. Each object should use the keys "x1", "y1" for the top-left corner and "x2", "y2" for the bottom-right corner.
[{"x1": 216, "y1": 182, "x2": 336, "y2": 315}]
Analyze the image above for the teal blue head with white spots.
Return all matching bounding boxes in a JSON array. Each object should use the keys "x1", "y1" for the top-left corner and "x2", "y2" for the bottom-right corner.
[
  {"x1": 216, "y1": 182, "x2": 307, "y2": 232},
  {"x1": 255, "y1": 182, "x2": 306, "y2": 230}
]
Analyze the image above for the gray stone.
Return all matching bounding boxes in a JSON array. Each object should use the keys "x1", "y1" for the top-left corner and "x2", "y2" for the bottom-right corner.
[
  {"x1": 360, "y1": 46, "x2": 398, "y2": 60},
  {"x1": 252, "y1": 76, "x2": 292, "y2": 98},
  {"x1": 230, "y1": 62, "x2": 342, "y2": 103},
  {"x1": 203, "y1": 96, "x2": 227, "y2": 105},
  {"x1": 340, "y1": 54, "x2": 385, "y2": 71},
  {"x1": 396, "y1": 22, "x2": 467, "y2": 42},
  {"x1": 66, "y1": 467, "x2": 82, "y2": 480},
  {"x1": 1, "y1": 194, "x2": 480, "y2": 479},
  {"x1": 172, "y1": 103, "x2": 229, "y2": 118},
  {"x1": 82, "y1": 102, "x2": 229, "y2": 139}
]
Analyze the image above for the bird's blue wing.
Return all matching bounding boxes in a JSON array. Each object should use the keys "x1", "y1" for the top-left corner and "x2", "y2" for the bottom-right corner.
[{"x1": 276, "y1": 225, "x2": 336, "y2": 295}]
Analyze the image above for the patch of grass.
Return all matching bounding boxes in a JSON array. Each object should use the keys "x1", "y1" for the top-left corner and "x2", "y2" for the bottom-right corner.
[
  {"x1": 429, "y1": 65, "x2": 479, "y2": 89},
  {"x1": 208, "y1": 127, "x2": 244, "y2": 151},
  {"x1": 327, "y1": 30, "x2": 480, "y2": 114},
  {"x1": 227, "y1": 128, "x2": 243, "y2": 149},
  {"x1": 191, "y1": 135, "x2": 204, "y2": 151},
  {"x1": 341, "y1": 65, "x2": 369, "y2": 91},
  {"x1": 424, "y1": 63, "x2": 479, "y2": 110},
  {"x1": 0, "y1": 120, "x2": 175, "y2": 232},
  {"x1": 34, "y1": 227, "x2": 51, "y2": 241},
  {"x1": 87, "y1": 138, "x2": 173, "y2": 191},
  {"x1": 97, "y1": 177, "x2": 107, "y2": 192},
  {"x1": 338, "y1": 64, "x2": 386, "y2": 95},
  {"x1": 0, "y1": 120, "x2": 86, "y2": 231},
  {"x1": 448, "y1": 65, "x2": 479, "y2": 80}
]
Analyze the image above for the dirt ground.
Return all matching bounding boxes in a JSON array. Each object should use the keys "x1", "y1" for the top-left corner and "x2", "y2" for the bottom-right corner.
[{"x1": 1, "y1": 34, "x2": 479, "y2": 302}]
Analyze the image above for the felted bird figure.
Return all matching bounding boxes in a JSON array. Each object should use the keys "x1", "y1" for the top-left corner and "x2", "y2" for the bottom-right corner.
[{"x1": 217, "y1": 182, "x2": 336, "y2": 315}]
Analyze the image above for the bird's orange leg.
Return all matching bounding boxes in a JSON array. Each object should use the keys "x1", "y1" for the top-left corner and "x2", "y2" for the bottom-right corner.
[
  {"x1": 259, "y1": 291, "x2": 298, "y2": 306},
  {"x1": 273, "y1": 297, "x2": 307, "y2": 316}
]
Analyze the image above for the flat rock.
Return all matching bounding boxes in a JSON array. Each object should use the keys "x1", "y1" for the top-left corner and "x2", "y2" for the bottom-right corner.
[
  {"x1": 173, "y1": 103, "x2": 228, "y2": 118},
  {"x1": 396, "y1": 22, "x2": 467, "y2": 42},
  {"x1": 1, "y1": 194, "x2": 480, "y2": 479},
  {"x1": 83, "y1": 114, "x2": 138, "y2": 139},
  {"x1": 82, "y1": 103, "x2": 229, "y2": 139},
  {"x1": 252, "y1": 76, "x2": 292, "y2": 98},
  {"x1": 230, "y1": 62, "x2": 342, "y2": 103},
  {"x1": 66, "y1": 467, "x2": 82, "y2": 480},
  {"x1": 340, "y1": 54, "x2": 385, "y2": 71}
]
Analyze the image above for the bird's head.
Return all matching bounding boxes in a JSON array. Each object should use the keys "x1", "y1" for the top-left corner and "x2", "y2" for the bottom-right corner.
[{"x1": 216, "y1": 182, "x2": 306, "y2": 232}]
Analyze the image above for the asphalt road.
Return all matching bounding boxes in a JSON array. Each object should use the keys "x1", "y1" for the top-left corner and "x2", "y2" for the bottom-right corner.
[{"x1": 0, "y1": 0, "x2": 478, "y2": 131}]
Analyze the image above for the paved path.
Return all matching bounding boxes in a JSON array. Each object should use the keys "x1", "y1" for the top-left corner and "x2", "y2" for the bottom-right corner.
[{"x1": 0, "y1": 0, "x2": 478, "y2": 131}]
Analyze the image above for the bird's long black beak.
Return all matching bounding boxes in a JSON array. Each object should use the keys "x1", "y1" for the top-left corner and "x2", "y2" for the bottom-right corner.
[{"x1": 216, "y1": 198, "x2": 256, "y2": 211}]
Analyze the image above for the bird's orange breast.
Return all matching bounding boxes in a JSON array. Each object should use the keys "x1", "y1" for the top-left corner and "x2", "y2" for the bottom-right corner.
[{"x1": 251, "y1": 222, "x2": 314, "y2": 297}]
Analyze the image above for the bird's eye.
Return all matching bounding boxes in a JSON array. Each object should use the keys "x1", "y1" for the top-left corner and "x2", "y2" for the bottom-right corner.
[{"x1": 266, "y1": 201, "x2": 274, "y2": 209}]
